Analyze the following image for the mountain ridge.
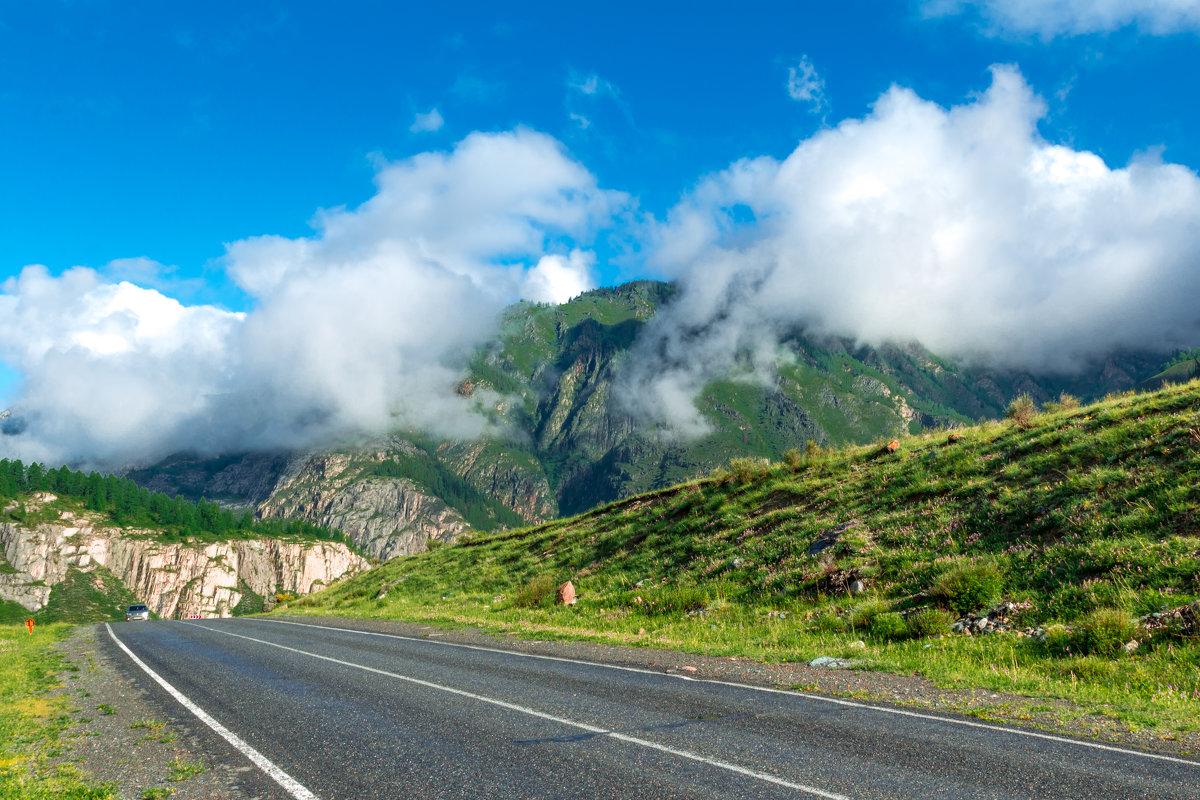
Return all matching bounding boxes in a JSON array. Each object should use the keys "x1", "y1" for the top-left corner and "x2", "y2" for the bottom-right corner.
[{"x1": 124, "y1": 280, "x2": 1163, "y2": 558}]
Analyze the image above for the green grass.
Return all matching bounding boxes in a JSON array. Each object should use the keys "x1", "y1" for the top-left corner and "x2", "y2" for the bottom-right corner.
[
  {"x1": 288, "y1": 379, "x2": 1200, "y2": 732},
  {"x1": 165, "y1": 760, "x2": 204, "y2": 783},
  {"x1": 32, "y1": 567, "x2": 142, "y2": 625},
  {"x1": 0, "y1": 624, "x2": 114, "y2": 799}
]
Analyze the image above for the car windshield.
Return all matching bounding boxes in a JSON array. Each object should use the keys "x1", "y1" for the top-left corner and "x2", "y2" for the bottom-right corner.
[{"x1": 129, "y1": 605, "x2": 147, "y2": 612}]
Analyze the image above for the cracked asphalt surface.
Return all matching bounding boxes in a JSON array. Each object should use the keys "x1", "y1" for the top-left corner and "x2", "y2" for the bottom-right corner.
[{"x1": 93, "y1": 617, "x2": 1200, "y2": 800}]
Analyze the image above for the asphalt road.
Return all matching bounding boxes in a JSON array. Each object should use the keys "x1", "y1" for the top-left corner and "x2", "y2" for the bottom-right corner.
[{"x1": 104, "y1": 618, "x2": 1200, "y2": 800}]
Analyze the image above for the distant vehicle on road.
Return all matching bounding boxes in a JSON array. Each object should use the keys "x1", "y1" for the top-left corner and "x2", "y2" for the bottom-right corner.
[{"x1": 125, "y1": 604, "x2": 150, "y2": 622}]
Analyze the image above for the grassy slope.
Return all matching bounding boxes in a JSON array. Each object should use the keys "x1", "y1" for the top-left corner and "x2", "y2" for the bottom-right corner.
[{"x1": 290, "y1": 379, "x2": 1200, "y2": 732}]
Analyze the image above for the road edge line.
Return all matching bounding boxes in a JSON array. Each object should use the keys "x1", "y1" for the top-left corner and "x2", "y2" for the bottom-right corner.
[{"x1": 104, "y1": 623, "x2": 321, "y2": 800}]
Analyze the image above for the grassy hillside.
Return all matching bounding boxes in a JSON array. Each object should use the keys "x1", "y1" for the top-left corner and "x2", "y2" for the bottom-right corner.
[
  {"x1": 290, "y1": 379, "x2": 1200, "y2": 731},
  {"x1": 133, "y1": 281, "x2": 1163, "y2": 542}
]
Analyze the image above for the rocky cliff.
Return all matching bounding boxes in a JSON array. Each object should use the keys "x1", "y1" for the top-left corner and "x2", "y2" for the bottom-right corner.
[
  {"x1": 257, "y1": 449, "x2": 471, "y2": 559},
  {"x1": 0, "y1": 494, "x2": 367, "y2": 619}
]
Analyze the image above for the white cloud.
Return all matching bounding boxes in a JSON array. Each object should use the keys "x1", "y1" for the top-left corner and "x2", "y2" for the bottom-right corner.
[
  {"x1": 410, "y1": 107, "x2": 444, "y2": 133},
  {"x1": 620, "y1": 65, "x2": 1200, "y2": 434},
  {"x1": 924, "y1": 0, "x2": 1200, "y2": 36},
  {"x1": 521, "y1": 250, "x2": 596, "y2": 304},
  {"x1": 786, "y1": 56, "x2": 827, "y2": 112},
  {"x1": 0, "y1": 130, "x2": 625, "y2": 467}
]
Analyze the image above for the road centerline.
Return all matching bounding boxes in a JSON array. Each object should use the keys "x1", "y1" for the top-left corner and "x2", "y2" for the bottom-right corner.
[
  {"x1": 191, "y1": 621, "x2": 849, "y2": 800},
  {"x1": 258, "y1": 617, "x2": 1200, "y2": 769}
]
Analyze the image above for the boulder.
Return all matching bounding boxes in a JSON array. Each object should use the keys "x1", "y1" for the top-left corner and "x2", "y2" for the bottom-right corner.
[{"x1": 556, "y1": 581, "x2": 577, "y2": 606}]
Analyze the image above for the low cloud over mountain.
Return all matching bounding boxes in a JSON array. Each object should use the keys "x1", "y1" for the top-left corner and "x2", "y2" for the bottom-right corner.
[
  {"x1": 0, "y1": 130, "x2": 622, "y2": 467},
  {"x1": 2, "y1": 68, "x2": 1199, "y2": 463},
  {"x1": 619, "y1": 66, "x2": 1200, "y2": 433}
]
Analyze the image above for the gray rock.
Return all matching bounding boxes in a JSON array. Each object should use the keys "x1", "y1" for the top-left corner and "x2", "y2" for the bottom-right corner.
[{"x1": 808, "y1": 656, "x2": 852, "y2": 669}]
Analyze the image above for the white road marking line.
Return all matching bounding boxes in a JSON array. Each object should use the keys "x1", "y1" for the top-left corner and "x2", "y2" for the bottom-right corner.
[
  {"x1": 104, "y1": 624, "x2": 321, "y2": 800},
  {"x1": 258, "y1": 617, "x2": 1200, "y2": 769},
  {"x1": 194, "y1": 622, "x2": 848, "y2": 800}
]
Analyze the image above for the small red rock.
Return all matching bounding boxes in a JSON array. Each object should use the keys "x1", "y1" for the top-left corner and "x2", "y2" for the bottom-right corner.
[{"x1": 556, "y1": 581, "x2": 576, "y2": 606}]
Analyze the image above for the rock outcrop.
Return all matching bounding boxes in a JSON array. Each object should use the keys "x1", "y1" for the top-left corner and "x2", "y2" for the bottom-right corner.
[
  {"x1": 0, "y1": 496, "x2": 367, "y2": 618},
  {"x1": 258, "y1": 451, "x2": 469, "y2": 559}
]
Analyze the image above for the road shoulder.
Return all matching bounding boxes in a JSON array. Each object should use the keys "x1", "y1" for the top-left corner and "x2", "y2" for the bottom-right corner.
[{"x1": 52, "y1": 624, "x2": 285, "y2": 800}]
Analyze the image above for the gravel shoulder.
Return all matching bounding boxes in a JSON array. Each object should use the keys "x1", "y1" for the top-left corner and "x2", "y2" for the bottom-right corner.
[
  {"x1": 52, "y1": 623, "x2": 287, "y2": 800},
  {"x1": 57, "y1": 616, "x2": 1200, "y2": 797}
]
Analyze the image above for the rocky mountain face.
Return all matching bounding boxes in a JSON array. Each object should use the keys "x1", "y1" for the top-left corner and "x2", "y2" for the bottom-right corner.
[
  {"x1": 258, "y1": 449, "x2": 470, "y2": 560},
  {"x1": 129, "y1": 280, "x2": 1162, "y2": 558},
  {"x1": 0, "y1": 494, "x2": 367, "y2": 619}
]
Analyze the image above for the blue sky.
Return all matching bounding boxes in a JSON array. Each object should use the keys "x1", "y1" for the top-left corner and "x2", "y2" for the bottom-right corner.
[{"x1": 2, "y1": 1, "x2": 1200, "y2": 466}]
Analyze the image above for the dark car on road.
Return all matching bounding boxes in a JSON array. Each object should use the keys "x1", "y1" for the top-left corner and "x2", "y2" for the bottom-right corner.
[{"x1": 125, "y1": 604, "x2": 150, "y2": 621}]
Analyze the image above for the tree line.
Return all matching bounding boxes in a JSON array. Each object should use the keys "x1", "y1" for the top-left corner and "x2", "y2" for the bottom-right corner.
[{"x1": 0, "y1": 458, "x2": 353, "y2": 547}]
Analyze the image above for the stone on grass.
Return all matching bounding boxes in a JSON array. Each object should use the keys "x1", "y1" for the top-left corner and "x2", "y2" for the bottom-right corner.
[{"x1": 556, "y1": 581, "x2": 576, "y2": 606}]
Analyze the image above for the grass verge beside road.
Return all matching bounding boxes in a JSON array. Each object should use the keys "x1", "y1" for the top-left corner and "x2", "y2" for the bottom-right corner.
[{"x1": 0, "y1": 623, "x2": 113, "y2": 799}]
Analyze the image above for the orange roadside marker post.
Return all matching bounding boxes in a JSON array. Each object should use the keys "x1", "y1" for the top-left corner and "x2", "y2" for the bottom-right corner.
[{"x1": 25, "y1": 619, "x2": 34, "y2": 634}]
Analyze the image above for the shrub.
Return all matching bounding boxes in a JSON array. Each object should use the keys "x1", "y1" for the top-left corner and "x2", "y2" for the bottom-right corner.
[
  {"x1": 1040, "y1": 624, "x2": 1072, "y2": 656},
  {"x1": 849, "y1": 600, "x2": 887, "y2": 630},
  {"x1": 813, "y1": 612, "x2": 846, "y2": 633},
  {"x1": 511, "y1": 574, "x2": 558, "y2": 608},
  {"x1": 640, "y1": 584, "x2": 713, "y2": 616},
  {"x1": 783, "y1": 448, "x2": 804, "y2": 471},
  {"x1": 869, "y1": 611, "x2": 908, "y2": 640},
  {"x1": 906, "y1": 608, "x2": 954, "y2": 639},
  {"x1": 1005, "y1": 393, "x2": 1038, "y2": 429},
  {"x1": 1072, "y1": 608, "x2": 1139, "y2": 656},
  {"x1": 1044, "y1": 392, "x2": 1080, "y2": 413},
  {"x1": 931, "y1": 561, "x2": 1002, "y2": 614},
  {"x1": 729, "y1": 457, "x2": 770, "y2": 483}
]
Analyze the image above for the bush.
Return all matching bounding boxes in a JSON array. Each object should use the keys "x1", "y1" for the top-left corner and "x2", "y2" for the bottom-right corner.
[
  {"x1": 813, "y1": 612, "x2": 846, "y2": 633},
  {"x1": 729, "y1": 457, "x2": 770, "y2": 483},
  {"x1": 639, "y1": 584, "x2": 713, "y2": 616},
  {"x1": 1043, "y1": 392, "x2": 1080, "y2": 413},
  {"x1": 511, "y1": 574, "x2": 558, "y2": 608},
  {"x1": 783, "y1": 448, "x2": 804, "y2": 471},
  {"x1": 906, "y1": 608, "x2": 954, "y2": 638},
  {"x1": 849, "y1": 600, "x2": 887, "y2": 630},
  {"x1": 1072, "y1": 608, "x2": 1139, "y2": 656},
  {"x1": 1005, "y1": 393, "x2": 1038, "y2": 429},
  {"x1": 869, "y1": 611, "x2": 908, "y2": 640},
  {"x1": 931, "y1": 561, "x2": 1002, "y2": 614}
]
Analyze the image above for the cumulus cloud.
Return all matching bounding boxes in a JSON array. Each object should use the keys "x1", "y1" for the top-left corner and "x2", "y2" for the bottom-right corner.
[
  {"x1": 521, "y1": 250, "x2": 596, "y2": 304},
  {"x1": 786, "y1": 56, "x2": 827, "y2": 113},
  {"x1": 410, "y1": 107, "x2": 444, "y2": 133},
  {"x1": 1, "y1": 129, "x2": 624, "y2": 468},
  {"x1": 923, "y1": 0, "x2": 1200, "y2": 36},
  {"x1": 620, "y1": 65, "x2": 1200, "y2": 434}
]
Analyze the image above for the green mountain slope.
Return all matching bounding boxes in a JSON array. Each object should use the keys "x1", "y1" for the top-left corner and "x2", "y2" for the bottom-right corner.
[
  {"x1": 131, "y1": 280, "x2": 1162, "y2": 554},
  {"x1": 292, "y1": 379, "x2": 1200, "y2": 730}
]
